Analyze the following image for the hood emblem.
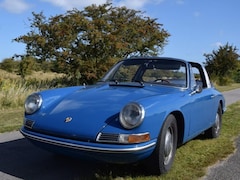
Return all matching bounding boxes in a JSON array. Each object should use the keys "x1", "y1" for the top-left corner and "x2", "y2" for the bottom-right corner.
[{"x1": 64, "y1": 117, "x2": 72, "y2": 123}]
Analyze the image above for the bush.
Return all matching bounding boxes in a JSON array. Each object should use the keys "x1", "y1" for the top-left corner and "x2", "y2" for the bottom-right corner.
[
  {"x1": 217, "y1": 76, "x2": 233, "y2": 86},
  {"x1": 233, "y1": 70, "x2": 240, "y2": 83}
]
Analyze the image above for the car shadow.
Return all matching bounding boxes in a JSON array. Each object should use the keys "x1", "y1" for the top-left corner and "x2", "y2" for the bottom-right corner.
[{"x1": 0, "y1": 138, "x2": 152, "y2": 180}]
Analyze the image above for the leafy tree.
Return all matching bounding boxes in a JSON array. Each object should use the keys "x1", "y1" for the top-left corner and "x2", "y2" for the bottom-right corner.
[
  {"x1": 18, "y1": 56, "x2": 36, "y2": 79},
  {"x1": 204, "y1": 43, "x2": 239, "y2": 85},
  {"x1": 14, "y1": 3, "x2": 170, "y2": 84}
]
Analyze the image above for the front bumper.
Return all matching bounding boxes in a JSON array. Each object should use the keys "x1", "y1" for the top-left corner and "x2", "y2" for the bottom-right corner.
[{"x1": 20, "y1": 127, "x2": 156, "y2": 163}]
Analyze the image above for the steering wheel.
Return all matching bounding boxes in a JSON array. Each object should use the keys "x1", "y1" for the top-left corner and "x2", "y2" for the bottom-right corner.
[{"x1": 154, "y1": 78, "x2": 170, "y2": 83}]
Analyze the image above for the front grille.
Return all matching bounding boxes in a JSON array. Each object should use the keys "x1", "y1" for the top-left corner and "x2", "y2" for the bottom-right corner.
[{"x1": 96, "y1": 133, "x2": 120, "y2": 143}]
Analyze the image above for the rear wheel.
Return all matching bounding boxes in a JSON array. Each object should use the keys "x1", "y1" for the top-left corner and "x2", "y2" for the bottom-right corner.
[
  {"x1": 148, "y1": 114, "x2": 178, "y2": 174},
  {"x1": 205, "y1": 105, "x2": 222, "y2": 138}
]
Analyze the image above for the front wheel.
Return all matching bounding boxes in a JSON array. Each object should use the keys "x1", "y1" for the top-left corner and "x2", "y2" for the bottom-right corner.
[{"x1": 148, "y1": 114, "x2": 178, "y2": 174}]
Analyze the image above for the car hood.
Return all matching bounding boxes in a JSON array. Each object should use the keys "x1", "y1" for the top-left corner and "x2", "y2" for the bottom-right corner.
[{"x1": 32, "y1": 83, "x2": 182, "y2": 141}]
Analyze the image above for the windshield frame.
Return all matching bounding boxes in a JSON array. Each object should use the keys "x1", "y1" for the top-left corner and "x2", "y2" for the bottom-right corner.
[{"x1": 100, "y1": 58, "x2": 188, "y2": 88}]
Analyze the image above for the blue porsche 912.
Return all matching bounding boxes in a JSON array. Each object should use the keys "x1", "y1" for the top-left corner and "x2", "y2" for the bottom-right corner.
[{"x1": 20, "y1": 57, "x2": 225, "y2": 174}]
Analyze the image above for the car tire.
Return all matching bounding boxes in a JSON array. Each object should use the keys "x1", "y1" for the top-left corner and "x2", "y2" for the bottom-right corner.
[
  {"x1": 205, "y1": 105, "x2": 222, "y2": 138},
  {"x1": 147, "y1": 114, "x2": 178, "y2": 174}
]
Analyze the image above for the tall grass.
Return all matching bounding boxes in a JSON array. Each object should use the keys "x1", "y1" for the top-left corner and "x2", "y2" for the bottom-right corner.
[{"x1": 0, "y1": 69, "x2": 64, "y2": 109}]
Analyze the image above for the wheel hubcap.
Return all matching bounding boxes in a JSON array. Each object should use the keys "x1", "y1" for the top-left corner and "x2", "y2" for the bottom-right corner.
[
  {"x1": 214, "y1": 113, "x2": 220, "y2": 134},
  {"x1": 164, "y1": 127, "x2": 174, "y2": 165}
]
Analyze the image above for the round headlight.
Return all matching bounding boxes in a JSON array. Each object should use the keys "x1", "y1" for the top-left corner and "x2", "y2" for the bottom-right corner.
[
  {"x1": 25, "y1": 93, "x2": 42, "y2": 114},
  {"x1": 119, "y1": 102, "x2": 145, "y2": 129}
]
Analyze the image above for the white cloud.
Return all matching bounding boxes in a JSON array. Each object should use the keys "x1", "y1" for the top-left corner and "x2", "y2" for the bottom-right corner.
[
  {"x1": 41, "y1": 0, "x2": 165, "y2": 11},
  {"x1": 116, "y1": 0, "x2": 149, "y2": 9},
  {"x1": 114, "y1": 0, "x2": 164, "y2": 9},
  {"x1": 213, "y1": 42, "x2": 223, "y2": 48},
  {"x1": 41, "y1": 0, "x2": 106, "y2": 10},
  {"x1": 0, "y1": 0, "x2": 31, "y2": 13},
  {"x1": 193, "y1": 11, "x2": 200, "y2": 17},
  {"x1": 176, "y1": 0, "x2": 184, "y2": 5}
]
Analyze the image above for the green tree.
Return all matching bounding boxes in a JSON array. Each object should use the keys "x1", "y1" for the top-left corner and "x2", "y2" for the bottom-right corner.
[
  {"x1": 204, "y1": 43, "x2": 239, "y2": 85},
  {"x1": 18, "y1": 56, "x2": 36, "y2": 79},
  {"x1": 14, "y1": 3, "x2": 170, "y2": 84}
]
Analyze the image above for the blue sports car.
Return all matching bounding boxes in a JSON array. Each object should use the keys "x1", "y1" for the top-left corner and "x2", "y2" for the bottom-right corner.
[{"x1": 20, "y1": 57, "x2": 225, "y2": 174}]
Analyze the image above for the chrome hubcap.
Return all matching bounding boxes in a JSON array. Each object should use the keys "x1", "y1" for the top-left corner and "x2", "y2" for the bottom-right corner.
[
  {"x1": 214, "y1": 113, "x2": 220, "y2": 134},
  {"x1": 164, "y1": 128, "x2": 173, "y2": 165}
]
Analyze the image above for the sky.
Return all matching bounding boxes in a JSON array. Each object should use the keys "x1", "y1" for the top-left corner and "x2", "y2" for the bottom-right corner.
[{"x1": 0, "y1": 0, "x2": 239, "y2": 64}]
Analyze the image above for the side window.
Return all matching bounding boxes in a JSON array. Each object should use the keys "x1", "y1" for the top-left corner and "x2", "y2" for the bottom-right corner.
[
  {"x1": 190, "y1": 63, "x2": 207, "y2": 88},
  {"x1": 192, "y1": 66, "x2": 202, "y2": 87}
]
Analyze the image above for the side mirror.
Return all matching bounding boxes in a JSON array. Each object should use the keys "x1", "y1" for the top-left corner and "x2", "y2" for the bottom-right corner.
[
  {"x1": 190, "y1": 82, "x2": 203, "y2": 96},
  {"x1": 195, "y1": 83, "x2": 203, "y2": 93}
]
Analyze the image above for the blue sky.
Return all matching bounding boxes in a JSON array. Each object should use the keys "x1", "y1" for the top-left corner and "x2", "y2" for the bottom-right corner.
[{"x1": 0, "y1": 0, "x2": 239, "y2": 64}]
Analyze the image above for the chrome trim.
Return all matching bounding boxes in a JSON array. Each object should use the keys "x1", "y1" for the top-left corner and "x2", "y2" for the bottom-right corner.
[
  {"x1": 20, "y1": 129, "x2": 156, "y2": 153},
  {"x1": 96, "y1": 132, "x2": 120, "y2": 143}
]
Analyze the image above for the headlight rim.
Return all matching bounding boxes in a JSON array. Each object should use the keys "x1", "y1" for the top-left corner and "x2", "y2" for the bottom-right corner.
[
  {"x1": 119, "y1": 102, "x2": 145, "y2": 129},
  {"x1": 25, "y1": 93, "x2": 42, "y2": 114}
]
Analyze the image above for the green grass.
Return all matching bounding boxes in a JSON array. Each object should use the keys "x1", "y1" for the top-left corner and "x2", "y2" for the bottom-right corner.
[
  {"x1": 214, "y1": 83, "x2": 240, "y2": 92},
  {"x1": 0, "y1": 108, "x2": 24, "y2": 133}
]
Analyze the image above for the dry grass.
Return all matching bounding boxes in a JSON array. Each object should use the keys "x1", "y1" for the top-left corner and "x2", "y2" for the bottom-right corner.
[{"x1": 0, "y1": 69, "x2": 63, "y2": 109}]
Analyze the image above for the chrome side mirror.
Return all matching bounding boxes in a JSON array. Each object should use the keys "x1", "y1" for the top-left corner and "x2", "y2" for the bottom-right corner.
[
  {"x1": 195, "y1": 83, "x2": 203, "y2": 93},
  {"x1": 190, "y1": 82, "x2": 203, "y2": 96}
]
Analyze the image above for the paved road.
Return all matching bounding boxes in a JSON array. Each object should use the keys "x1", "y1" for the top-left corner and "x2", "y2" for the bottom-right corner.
[
  {"x1": 222, "y1": 88, "x2": 240, "y2": 106},
  {"x1": 1, "y1": 88, "x2": 240, "y2": 180},
  {"x1": 0, "y1": 131, "x2": 129, "y2": 180}
]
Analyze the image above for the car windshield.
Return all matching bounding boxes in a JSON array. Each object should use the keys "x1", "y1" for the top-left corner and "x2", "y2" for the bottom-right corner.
[{"x1": 101, "y1": 58, "x2": 187, "y2": 88}]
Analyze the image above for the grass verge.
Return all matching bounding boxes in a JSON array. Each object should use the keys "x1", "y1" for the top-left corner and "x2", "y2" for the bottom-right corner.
[
  {"x1": 0, "y1": 108, "x2": 24, "y2": 133},
  {"x1": 214, "y1": 83, "x2": 240, "y2": 92}
]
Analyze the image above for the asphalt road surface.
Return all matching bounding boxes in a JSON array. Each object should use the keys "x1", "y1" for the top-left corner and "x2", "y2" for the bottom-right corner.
[{"x1": 1, "y1": 88, "x2": 240, "y2": 180}]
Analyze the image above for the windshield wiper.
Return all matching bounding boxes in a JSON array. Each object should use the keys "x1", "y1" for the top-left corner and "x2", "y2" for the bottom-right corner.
[
  {"x1": 109, "y1": 80, "x2": 144, "y2": 88},
  {"x1": 134, "y1": 80, "x2": 144, "y2": 86},
  {"x1": 108, "y1": 79, "x2": 119, "y2": 84}
]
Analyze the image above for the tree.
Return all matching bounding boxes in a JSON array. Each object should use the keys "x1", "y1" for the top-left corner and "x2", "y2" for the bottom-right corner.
[
  {"x1": 14, "y1": 3, "x2": 170, "y2": 84},
  {"x1": 18, "y1": 56, "x2": 36, "y2": 79},
  {"x1": 204, "y1": 43, "x2": 240, "y2": 85}
]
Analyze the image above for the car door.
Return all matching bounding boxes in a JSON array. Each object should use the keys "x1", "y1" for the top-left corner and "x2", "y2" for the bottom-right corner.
[{"x1": 187, "y1": 63, "x2": 218, "y2": 137}]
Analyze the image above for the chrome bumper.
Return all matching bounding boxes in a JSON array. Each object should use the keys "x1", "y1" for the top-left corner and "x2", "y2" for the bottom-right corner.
[{"x1": 20, "y1": 128, "x2": 156, "y2": 154}]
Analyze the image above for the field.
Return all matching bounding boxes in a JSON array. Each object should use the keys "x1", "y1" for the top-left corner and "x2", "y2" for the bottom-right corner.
[
  {"x1": 0, "y1": 69, "x2": 64, "y2": 110},
  {"x1": 1, "y1": 68, "x2": 240, "y2": 179}
]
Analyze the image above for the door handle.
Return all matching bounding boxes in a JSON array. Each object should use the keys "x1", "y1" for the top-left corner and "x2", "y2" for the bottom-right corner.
[{"x1": 211, "y1": 95, "x2": 216, "y2": 98}]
